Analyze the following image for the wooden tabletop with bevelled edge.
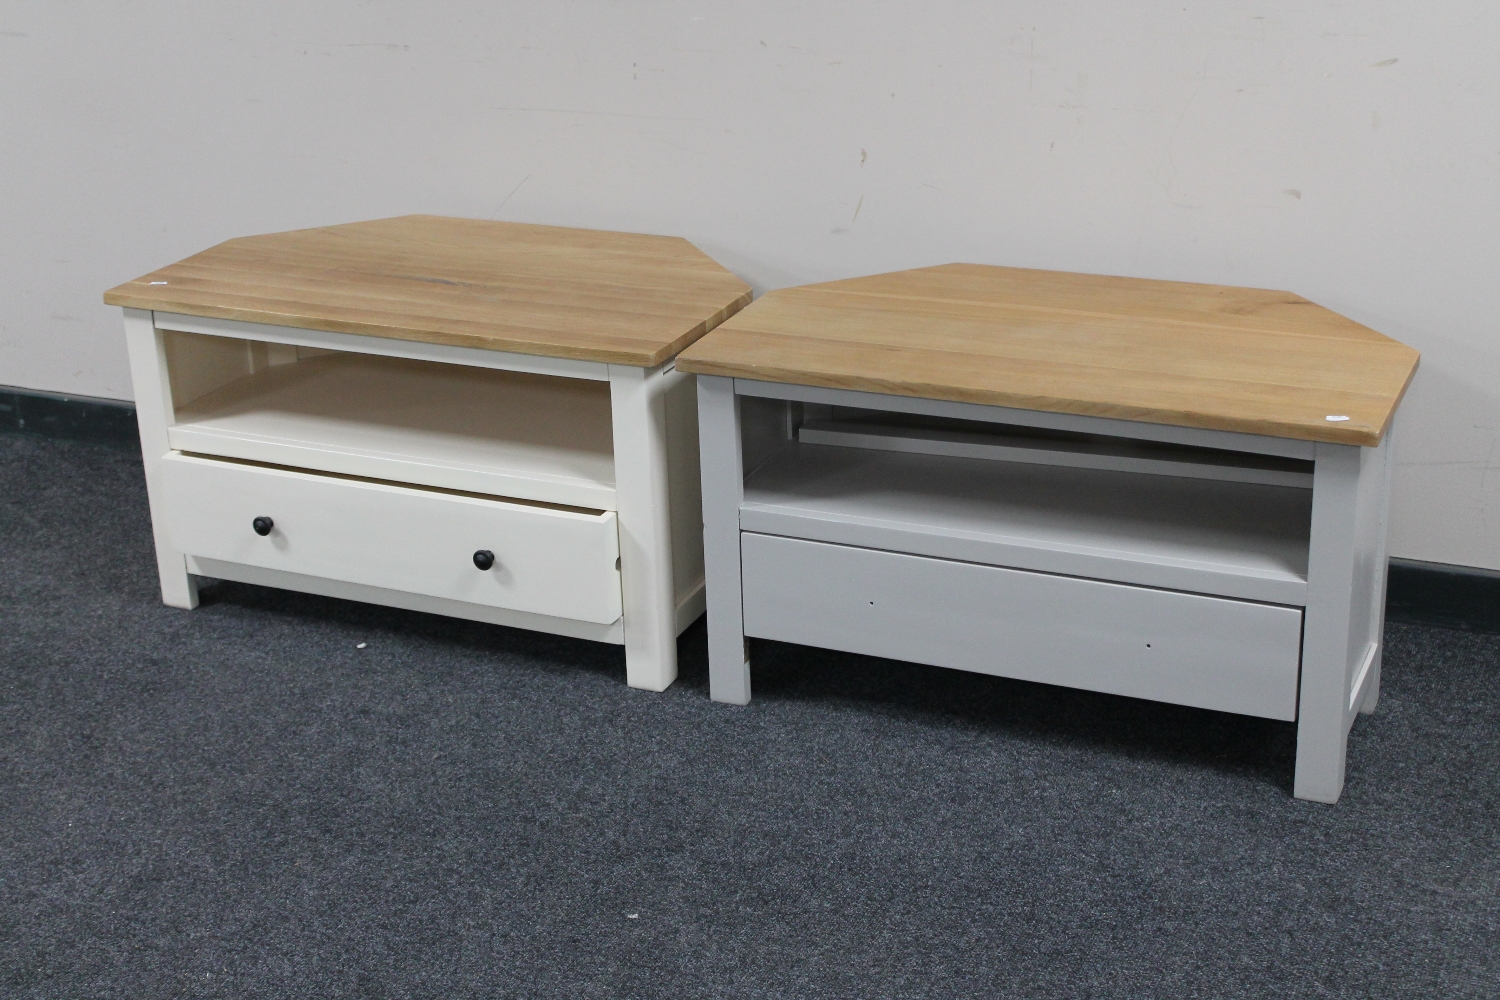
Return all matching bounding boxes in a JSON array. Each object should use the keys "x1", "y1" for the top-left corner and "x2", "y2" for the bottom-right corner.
[
  {"x1": 675, "y1": 263, "x2": 1419, "y2": 446},
  {"x1": 104, "y1": 215, "x2": 753, "y2": 367}
]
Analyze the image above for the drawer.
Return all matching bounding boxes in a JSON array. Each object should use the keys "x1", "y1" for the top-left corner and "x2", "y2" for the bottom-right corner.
[
  {"x1": 160, "y1": 453, "x2": 622, "y2": 624},
  {"x1": 740, "y1": 533, "x2": 1302, "y2": 720}
]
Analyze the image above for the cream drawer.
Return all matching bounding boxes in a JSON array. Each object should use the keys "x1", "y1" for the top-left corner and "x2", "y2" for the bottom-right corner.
[
  {"x1": 160, "y1": 453, "x2": 622, "y2": 624},
  {"x1": 740, "y1": 532, "x2": 1303, "y2": 720}
]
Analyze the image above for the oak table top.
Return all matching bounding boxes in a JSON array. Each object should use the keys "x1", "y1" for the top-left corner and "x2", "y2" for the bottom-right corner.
[
  {"x1": 676, "y1": 264, "x2": 1418, "y2": 446},
  {"x1": 105, "y1": 215, "x2": 752, "y2": 367}
]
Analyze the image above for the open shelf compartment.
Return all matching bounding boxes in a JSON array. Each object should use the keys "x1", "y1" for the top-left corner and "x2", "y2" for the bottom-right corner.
[
  {"x1": 798, "y1": 410, "x2": 1314, "y2": 488},
  {"x1": 738, "y1": 402, "x2": 1314, "y2": 606},
  {"x1": 162, "y1": 330, "x2": 616, "y2": 509}
]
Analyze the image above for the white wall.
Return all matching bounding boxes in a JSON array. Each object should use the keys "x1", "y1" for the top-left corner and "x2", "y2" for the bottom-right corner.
[{"x1": 3, "y1": 2, "x2": 1497, "y2": 569}]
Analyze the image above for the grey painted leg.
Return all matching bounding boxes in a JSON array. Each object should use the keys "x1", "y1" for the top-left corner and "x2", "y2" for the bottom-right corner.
[
  {"x1": 1361, "y1": 422, "x2": 1396, "y2": 715},
  {"x1": 1295, "y1": 443, "x2": 1366, "y2": 802},
  {"x1": 697, "y1": 375, "x2": 750, "y2": 704}
]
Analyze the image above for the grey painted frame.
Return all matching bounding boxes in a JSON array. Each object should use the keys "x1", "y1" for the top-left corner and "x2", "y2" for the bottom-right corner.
[{"x1": 696, "y1": 375, "x2": 1395, "y2": 804}]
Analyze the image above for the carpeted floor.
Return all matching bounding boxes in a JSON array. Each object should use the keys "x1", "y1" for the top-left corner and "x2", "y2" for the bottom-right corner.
[{"x1": 2, "y1": 431, "x2": 1497, "y2": 999}]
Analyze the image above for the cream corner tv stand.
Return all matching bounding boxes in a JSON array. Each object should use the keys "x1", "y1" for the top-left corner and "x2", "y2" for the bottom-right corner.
[
  {"x1": 678, "y1": 264, "x2": 1419, "y2": 802},
  {"x1": 105, "y1": 215, "x2": 750, "y2": 691}
]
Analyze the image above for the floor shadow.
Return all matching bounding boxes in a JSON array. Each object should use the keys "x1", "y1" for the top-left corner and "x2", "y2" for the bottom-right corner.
[
  {"x1": 189, "y1": 583, "x2": 1296, "y2": 790},
  {"x1": 194, "y1": 578, "x2": 630, "y2": 685},
  {"x1": 742, "y1": 637, "x2": 1298, "y2": 793}
]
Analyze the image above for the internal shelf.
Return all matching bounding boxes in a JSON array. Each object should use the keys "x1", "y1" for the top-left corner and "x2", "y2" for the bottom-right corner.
[
  {"x1": 798, "y1": 414, "x2": 1314, "y2": 487},
  {"x1": 740, "y1": 442, "x2": 1313, "y2": 605},
  {"x1": 168, "y1": 353, "x2": 616, "y2": 509}
]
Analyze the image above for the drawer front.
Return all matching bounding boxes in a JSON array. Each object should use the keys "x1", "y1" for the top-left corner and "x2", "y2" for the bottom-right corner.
[
  {"x1": 160, "y1": 453, "x2": 622, "y2": 624},
  {"x1": 740, "y1": 533, "x2": 1302, "y2": 720}
]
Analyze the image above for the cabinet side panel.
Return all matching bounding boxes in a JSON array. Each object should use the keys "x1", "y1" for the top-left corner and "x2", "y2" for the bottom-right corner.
[
  {"x1": 163, "y1": 330, "x2": 256, "y2": 409},
  {"x1": 665, "y1": 371, "x2": 705, "y2": 608},
  {"x1": 739, "y1": 394, "x2": 793, "y2": 475},
  {"x1": 1348, "y1": 429, "x2": 1392, "y2": 717}
]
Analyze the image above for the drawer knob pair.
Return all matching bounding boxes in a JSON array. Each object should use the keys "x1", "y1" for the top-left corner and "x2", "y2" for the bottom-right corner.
[{"x1": 251, "y1": 516, "x2": 491, "y2": 573}]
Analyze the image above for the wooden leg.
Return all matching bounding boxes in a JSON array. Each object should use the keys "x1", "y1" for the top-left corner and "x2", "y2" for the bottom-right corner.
[
  {"x1": 122, "y1": 309, "x2": 199, "y2": 610},
  {"x1": 610, "y1": 363, "x2": 678, "y2": 691},
  {"x1": 697, "y1": 376, "x2": 751, "y2": 704}
]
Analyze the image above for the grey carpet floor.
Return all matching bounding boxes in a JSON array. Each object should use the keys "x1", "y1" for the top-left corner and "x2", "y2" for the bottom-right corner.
[{"x1": 1, "y1": 432, "x2": 1497, "y2": 999}]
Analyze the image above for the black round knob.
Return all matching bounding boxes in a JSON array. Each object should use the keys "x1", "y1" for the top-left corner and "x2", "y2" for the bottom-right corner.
[
  {"x1": 473, "y1": 549, "x2": 495, "y2": 571},
  {"x1": 252, "y1": 516, "x2": 274, "y2": 536}
]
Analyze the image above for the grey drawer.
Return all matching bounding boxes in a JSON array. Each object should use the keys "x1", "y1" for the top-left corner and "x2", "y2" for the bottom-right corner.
[{"x1": 740, "y1": 532, "x2": 1302, "y2": 720}]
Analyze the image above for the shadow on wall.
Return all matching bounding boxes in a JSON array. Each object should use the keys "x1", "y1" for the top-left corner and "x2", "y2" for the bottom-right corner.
[
  {"x1": 1386, "y1": 559, "x2": 1500, "y2": 635},
  {"x1": 1387, "y1": 360, "x2": 1500, "y2": 570}
]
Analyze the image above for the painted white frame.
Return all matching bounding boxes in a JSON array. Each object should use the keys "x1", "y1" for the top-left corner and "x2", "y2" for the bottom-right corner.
[
  {"x1": 122, "y1": 308, "x2": 703, "y2": 691},
  {"x1": 698, "y1": 374, "x2": 1395, "y2": 803}
]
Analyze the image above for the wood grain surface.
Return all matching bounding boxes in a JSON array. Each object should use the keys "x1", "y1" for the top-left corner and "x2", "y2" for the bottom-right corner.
[
  {"x1": 676, "y1": 264, "x2": 1418, "y2": 445},
  {"x1": 105, "y1": 215, "x2": 752, "y2": 367}
]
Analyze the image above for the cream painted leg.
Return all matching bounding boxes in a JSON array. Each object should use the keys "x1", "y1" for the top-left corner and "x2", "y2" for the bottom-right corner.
[
  {"x1": 610, "y1": 363, "x2": 678, "y2": 691},
  {"x1": 121, "y1": 308, "x2": 199, "y2": 609}
]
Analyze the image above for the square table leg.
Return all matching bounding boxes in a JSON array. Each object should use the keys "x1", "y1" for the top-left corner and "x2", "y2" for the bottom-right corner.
[
  {"x1": 610, "y1": 363, "x2": 680, "y2": 691},
  {"x1": 1296, "y1": 434, "x2": 1390, "y2": 802},
  {"x1": 122, "y1": 308, "x2": 199, "y2": 610},
  {"x1": 697, "y1": 375, "x2": 751, "y2": 704}
]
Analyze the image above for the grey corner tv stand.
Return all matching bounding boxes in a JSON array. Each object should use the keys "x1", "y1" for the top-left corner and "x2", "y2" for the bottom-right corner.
[{"x1": 676, "y1": 263, "x2": 1419, "y2": 803}]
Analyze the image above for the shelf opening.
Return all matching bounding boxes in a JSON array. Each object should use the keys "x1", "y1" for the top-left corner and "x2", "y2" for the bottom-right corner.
[
  {"x1": 161, "y1": 329, "x2": 616, "y2": 509},
  {"x1": 734, "y1": 399, "x2": 1313, "y2": 606},
  {"x1": 798, "y1": 407, "x2": 1314, "y2": 488}
]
